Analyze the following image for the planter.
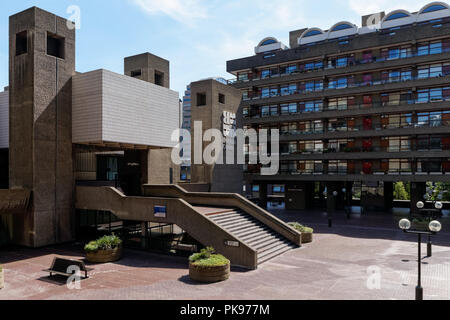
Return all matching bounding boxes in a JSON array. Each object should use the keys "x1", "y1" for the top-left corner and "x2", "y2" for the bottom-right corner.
[
  {"x1": 86, "y1": 246, "x2": 122, "y2": 263},
  {"x1": 0, "y1": 269, "x2": 4, "y2": 289},
  {"x1": 189, "y1": 262, "x2": 230, "y2": 283},
  {"x1": 301, "y1": 232, "x2": 313, "y2": 244}
]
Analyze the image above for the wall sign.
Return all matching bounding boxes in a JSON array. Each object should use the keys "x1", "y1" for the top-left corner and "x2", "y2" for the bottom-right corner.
[
  {"x1": 224, "y1": 240, "x2": 240, "y2": 247},
  {"x1": 154, "y1": 206, "x2": 167, "y2": 218}
]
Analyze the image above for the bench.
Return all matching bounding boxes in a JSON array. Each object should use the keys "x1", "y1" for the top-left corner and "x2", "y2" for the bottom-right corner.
[{"x1": 43, "y1": 257, "x2": 91, "y2": 279}]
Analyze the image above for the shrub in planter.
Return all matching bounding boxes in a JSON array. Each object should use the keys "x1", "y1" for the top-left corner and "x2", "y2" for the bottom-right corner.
[
  {"x1": 84, "y1": 234, "x2": 123, "y2": 263},
  {"x1": 288, "y1": 222, "x2": 314, "y2": 243},
  {"x1": 0, "y1": 265, "x2": 4, "y2": 289},
  {"x1": 189, "y1": 247, "x2": 230, "y2": 283}
]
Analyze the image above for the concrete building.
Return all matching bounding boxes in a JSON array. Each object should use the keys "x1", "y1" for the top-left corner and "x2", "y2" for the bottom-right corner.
[
  {"x1": 190, "y1": 78, "x2": 244, "y2": 194},
  {"x1": 0, "y1": 7, "x2": 299, "y2": 269},
  {"x1": 227, "y1": 2, "x2": 450, "y2": 213}
]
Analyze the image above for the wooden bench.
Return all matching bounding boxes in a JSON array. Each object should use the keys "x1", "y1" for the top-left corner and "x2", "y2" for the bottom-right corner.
[{"x1": 44, "y1": 257, "x2": 91, "y2": 279}]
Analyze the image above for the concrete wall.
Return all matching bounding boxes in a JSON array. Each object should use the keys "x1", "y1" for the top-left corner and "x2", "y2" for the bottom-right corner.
[
  {"x1": 9, "y1": 7, "x2": 75, "y2": 247},
  {"x1": 124, "y1": 53, "x2": 170, "y2": 89},
  {"x1": 190, "y1": 79, "x2": 244, "y2": 194},
  {"x1": 0, "y1": 91, "x2": 8, "y2": 149},
  {"x1": 72, "y1": 69, "x2": 179, "y2": 148}
]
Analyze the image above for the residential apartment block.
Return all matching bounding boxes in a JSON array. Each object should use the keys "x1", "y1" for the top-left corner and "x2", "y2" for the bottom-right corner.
[{"x1": 227, "y1": 2, "x2": 450, "y2": 213}]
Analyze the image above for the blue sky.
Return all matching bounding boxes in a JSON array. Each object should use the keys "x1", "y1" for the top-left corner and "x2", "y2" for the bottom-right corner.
[{"x1": 0, "y1": 0, "x2": 444, "y2": 96}]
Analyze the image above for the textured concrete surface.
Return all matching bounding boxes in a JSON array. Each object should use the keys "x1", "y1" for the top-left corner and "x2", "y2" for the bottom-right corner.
[{"x1": 1, "y1": 213, "x2": 449, "y2": 300}]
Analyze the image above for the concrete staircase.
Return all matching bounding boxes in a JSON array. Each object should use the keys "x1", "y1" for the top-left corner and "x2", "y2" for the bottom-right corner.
[{"x1": 207, "y1": 209, "x2": 297, "y2": 265}]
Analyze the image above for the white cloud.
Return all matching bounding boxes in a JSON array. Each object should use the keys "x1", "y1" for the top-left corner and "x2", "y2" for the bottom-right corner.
[
  {"x1": 347, "y1": 0, "x2": 445, "y2": 16},
  {"x1": 132, "y1": 0, "x2": 209, "y2": 26}
]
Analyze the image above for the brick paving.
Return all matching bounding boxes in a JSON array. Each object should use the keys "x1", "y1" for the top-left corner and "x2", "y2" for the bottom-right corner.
[{"x1": 0, "y1": 210, "x2": 449, "y2": 300}]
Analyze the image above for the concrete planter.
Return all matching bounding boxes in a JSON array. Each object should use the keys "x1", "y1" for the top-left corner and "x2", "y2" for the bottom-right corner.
[
  {"x1": 86, "y1": 246, "x2": 122, "y2": 263},
  {"x1": 189, "y1": 262, "x2": 230, "y2": 283},
  {"x1": 0, "y1": 268, "x2": 4, "y2": 289},
  {"x1": 301, "y1": 232, "x2": 313, "y2": 244}
]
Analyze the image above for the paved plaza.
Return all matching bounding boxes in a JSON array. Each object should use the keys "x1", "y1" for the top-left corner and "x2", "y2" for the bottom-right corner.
[{"x1": 1, "y1": 210, "x2": 449, "y2": 300}]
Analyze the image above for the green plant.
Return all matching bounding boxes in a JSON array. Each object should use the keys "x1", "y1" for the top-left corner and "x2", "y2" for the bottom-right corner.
[
  {"x1": 84, "y1": 234, "x2": 122, "y2": 253},
  {"x1": 288, "y1": 222, "x2": 314, "y2": 233},
  {"x1": 189, "y1": 247, "x2": 230, "y2": 267}
]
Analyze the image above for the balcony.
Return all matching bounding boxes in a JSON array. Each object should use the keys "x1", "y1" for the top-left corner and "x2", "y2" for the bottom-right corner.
[
  {"x1": 72, "y1": 69, "x2": 179, "y2": 149},
  {"x1": 231, "y1": 46, "x2": 450, "y2": 88}
]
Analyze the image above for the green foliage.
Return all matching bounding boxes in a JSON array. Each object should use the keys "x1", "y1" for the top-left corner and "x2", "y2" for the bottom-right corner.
[
  {"x1": 394, "y1": 182, "x2": 410, "y2": 200},
  {"x1": 189, "y1": 247, "x2": 229, "y2": 267},
  {"x1": 84, "y1": 234, "x2": 122, "y2": 253},
  {"x1": 288, "y1": 222, "x2": 313, "y2": 233},
  {"x1": 189, "y1": 246, "x2": 215, "y2": 262}
]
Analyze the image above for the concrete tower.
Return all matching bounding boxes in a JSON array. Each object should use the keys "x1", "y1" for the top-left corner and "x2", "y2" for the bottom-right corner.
[{"x1": 9, "y1": 7, "x2": 75, "y2": 246}]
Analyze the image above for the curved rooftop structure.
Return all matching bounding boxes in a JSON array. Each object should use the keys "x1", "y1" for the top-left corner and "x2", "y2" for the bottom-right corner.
[{"x1": 290, "y1": 1, "x2": 450, "y2": 47}]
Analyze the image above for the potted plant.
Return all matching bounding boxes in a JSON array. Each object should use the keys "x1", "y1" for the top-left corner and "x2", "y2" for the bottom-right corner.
[
  {"x1": 0, "y1": 265, "x2": 4, "y2": 289},
  {"x1": 84, "y1": 234, "x2": 123, "y2": 263},
  {"x1": 288, "y1": 222, "x2": 314, "y2": 243},
  {"x1": 189, "y1": 247, "x2": 230, "y2": 283}
]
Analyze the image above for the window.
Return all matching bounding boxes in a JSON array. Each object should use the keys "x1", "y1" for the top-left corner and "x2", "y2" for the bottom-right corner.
[
  {"x1": 130, "y1": 70, "x2": 142, "y2": 77},
  {"x1": 261, "y1": 39, "x2": 277, "y2": 46},
  {"x1": 385, "y1": 12, "x2": 410, "y2": 21},
  {"x1": 16, "y1": 31, "x2": 27, "y2": 56},
  {"x1": 331, "y1": 23, "x2": 353, "y2": 32},
  {"x1": 261, "y1": 106, "x2": 270, "y2": 117},
  {"x1": 47, "y1": 32, "x2": 65, "y2": 59},
  {"x1": 197, "y1": 93, "x2": 206, "y2": 106},
  {"x1": 422, "y1": 4, "x2": 448, "y2": 13},
  {"x1": 218, "y1": 93, "x2": 225, "y2": 104},
  {"x1": 155, "y1": 71, "x2": 164, "y2": 86},
  {"x1": 304, "y1": 30, "x2": 322, "y2": 37}
]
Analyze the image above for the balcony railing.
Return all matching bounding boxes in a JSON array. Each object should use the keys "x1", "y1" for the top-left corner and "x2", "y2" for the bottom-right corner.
[
  {"x1": 242, "y1": 74, "x2": 450, "y2": 102},
  {"x1": 244, "y1": 97, "x2": 450, "y2": 119},
  {"x1": 229, "y1": 47, "x2": 450, "y2": 85}
]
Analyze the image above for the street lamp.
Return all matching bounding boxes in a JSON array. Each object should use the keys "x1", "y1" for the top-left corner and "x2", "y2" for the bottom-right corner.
[{"x1": 398, "y1": 218, "x2": 442, "y2": 300}]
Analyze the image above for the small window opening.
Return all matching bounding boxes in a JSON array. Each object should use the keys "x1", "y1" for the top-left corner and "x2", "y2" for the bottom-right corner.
[
  {"x1": 155, "y1": 71, "x2": 164, "y2": 86},
  {"x1": 47, "y1": 32, "x2": 65, "y2": 59},
  {"x1": 16, "y1": 31, "x2": 28, "y2": 56},
  {"x1": 197, "y1": 93, "x2": 206, "y2": 106},
  {"x1": 219, "y1": 93, "x2": 225, "y2": 104},
  {"x1": 131, "y1": 70, "x2": 142, "y2": 77}
]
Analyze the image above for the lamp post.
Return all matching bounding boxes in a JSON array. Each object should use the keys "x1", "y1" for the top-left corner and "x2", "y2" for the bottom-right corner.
[{"x1": 399, "y1": 218, "x2": 442, "y2": 300}]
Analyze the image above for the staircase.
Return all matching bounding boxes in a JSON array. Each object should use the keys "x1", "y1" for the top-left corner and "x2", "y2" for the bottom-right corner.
[{"x1": 206, "y1": 209, "x2": 297, "y2": 265}]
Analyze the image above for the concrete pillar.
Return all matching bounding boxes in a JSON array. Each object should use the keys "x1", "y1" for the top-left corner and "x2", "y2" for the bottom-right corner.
[
  {"x1": 9, "y1": 8, "x2": 75, "y2": 247},
  {"x1": 384, "y1": 182, "x2": 394, "y2": 212},
  {"x1": 259, "y1": 183, "x2": 268, "y2": 210},
  {"x1": 326, "y1": 182, "x2": 339, "y2": 213},
  {"x1": 141, "y1": 222, "x2": 149, "y2": 249},
  {"x1": 410, "y1": 182, "x2": 426, "y2": 215}
]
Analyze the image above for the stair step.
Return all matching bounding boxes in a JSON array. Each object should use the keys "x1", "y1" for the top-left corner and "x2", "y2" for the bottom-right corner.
[
  {"x1": 252, "y1": 238, "x2": 285, "y2": 251},
  {"x1": 244, "y1": 232, "x2": 281, "y2": 246},
  {"x1": 240, "y1": 229, "x2": 278, "y2": 241},
  {"x1": 258, "y1": 244, "x2": 295, "y2": 265},
  {"x1": 233, "y1": 225, "x2": 269, "y2": 237},
  {"x1": 258, "y1": 242, "x2": 292, "y2": 259},
  {"x1": 209, "y1": 212, "x2": 244, "y2": 222},
  {"x1": 222, "y1": 221, "x2": 260, "y2": 232},
  {"x1": 216, "y1": 216, "x2": 253, "y2": 227}
]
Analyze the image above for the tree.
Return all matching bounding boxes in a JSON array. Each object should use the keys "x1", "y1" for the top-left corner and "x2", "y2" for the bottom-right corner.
[{"x1": 394, "y1": 182, "x2": 409, "y2": 200}]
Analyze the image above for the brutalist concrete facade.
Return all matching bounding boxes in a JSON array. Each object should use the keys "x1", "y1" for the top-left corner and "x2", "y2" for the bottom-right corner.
[
  {"x1": 124, "y1": 52, "x2": 170, "y2": 89},
  {"x1": 190, "y1": 79, "x2": 243, "y2": 194},
  {"x1": 227, "y1": 3, "x2": 450, "y2": 213},
  {"x1": 9, "y1": 7, "x2": 75, "y2": 247}
]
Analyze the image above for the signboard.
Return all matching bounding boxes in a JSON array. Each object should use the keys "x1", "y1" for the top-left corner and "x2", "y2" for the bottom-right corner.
[
  {"x1": 154, "y1": 206, "x2": 167, "y2": 218},
  {"x1": 224, "y1": 240, "x2": 240, "y2": 247},
  {"x1": 222, "y1": 111, "x2": 237, "y2": 139}
]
